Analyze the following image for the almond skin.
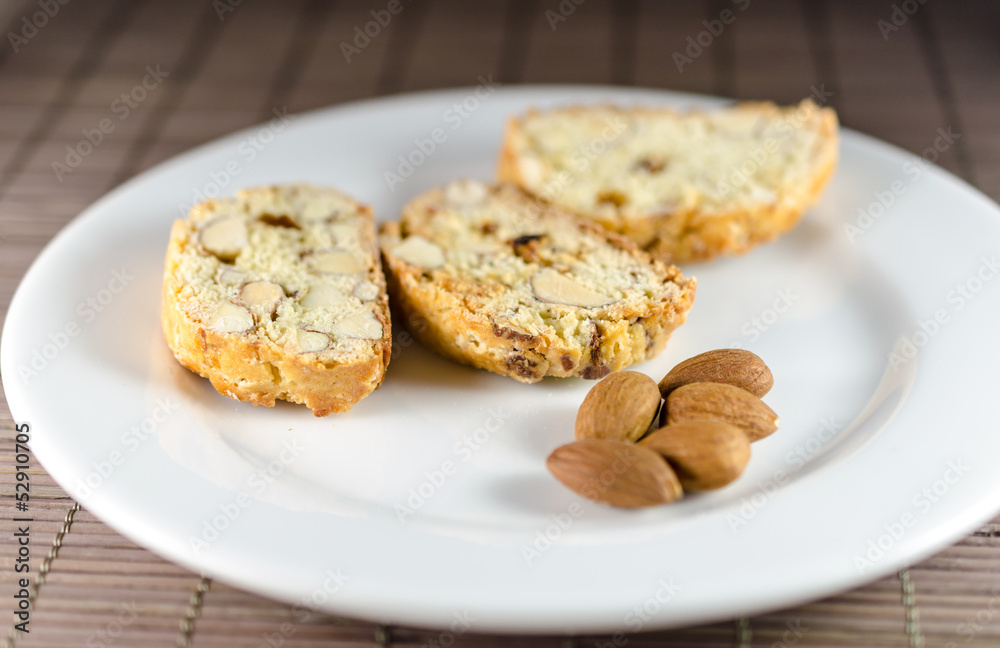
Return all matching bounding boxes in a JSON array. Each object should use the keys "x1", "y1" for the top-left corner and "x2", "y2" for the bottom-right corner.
[
  {"x1": 546, "y1": 439, "x2": 683, "y2": 508},
  {"x1": 658, "y1": 348, "x2": 773, "y2": 398},
  {"x1": 641, "y1": 420, "x2": 751, "y2": 491},
  {"x1": 575, "y1": 371, "x2": 662, "y2": 443},
  {"x1": 665, "y1": 382, "x2": 779, "y2": 442}
]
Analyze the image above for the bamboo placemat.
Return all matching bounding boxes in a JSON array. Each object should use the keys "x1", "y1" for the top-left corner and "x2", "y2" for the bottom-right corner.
[{"x1": 1, "y1": 0, "x2": 999, "y2": 645}]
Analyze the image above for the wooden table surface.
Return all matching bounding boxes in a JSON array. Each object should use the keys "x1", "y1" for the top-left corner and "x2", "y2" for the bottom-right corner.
[{"x1": 1, "y1": 0, "x2": 999, "y2": 646}]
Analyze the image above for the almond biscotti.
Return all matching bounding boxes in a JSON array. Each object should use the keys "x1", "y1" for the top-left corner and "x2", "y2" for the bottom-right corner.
[
  {"x1": 379, "y1": 181, "x2": 696, "y2": 383},
  {"x1": 162, "y1": 185, "x2": 391, "y2": 416},
  {"x1": 498, "y1": 99, "x2": 838, "y2": 263}
]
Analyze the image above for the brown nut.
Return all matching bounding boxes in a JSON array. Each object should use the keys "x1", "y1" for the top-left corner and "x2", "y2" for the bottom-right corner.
[
  {"x1": 658, "y1": 348, "x2": 773, "y2": 398},
  {"x1": 641, "y1": 420, "x2": 751, "y2": 491},
  {"x1": 575, "y1": 371, "x2": 662, "y2": 443},
  {"x1": 546, "y1": 439, "x2": 683, "y2": 508},
  {"x1": 665, "y1": 382, "x2": 779, "y2": 442}
]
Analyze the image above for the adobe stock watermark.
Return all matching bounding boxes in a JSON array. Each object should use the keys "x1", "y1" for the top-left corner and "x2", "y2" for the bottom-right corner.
[
  {"x1": 264, "y1": 567, "x2": 352, "y2": 646},
  {"x1": 520, "y1": 113, "x2": 629, "y2": 221},
  {"x1": 545, "y1": 0, "x2": 586, "y2": 31},
  {"x1": 85, "y1": 600, "x2": 143, "y2": 648},
  {"x1": 395, "y1": 407, "x2": 510, "y2": 523},
  {"x1": 52, "y1": 65, "x2": 169, "y2": 181},
  {"x1": 945, "y1": 589, "x2": 1000, "y2": 648},
  {"x1": 340, "y1": 0, "x2": 411, "y2": 62},
  {"x1": 178, "y1": 107, "x2": 293, "y2": 215},
  {"x1": 213, "y1": 0, "x2": 243, "y2": 21},
  {"x1": 521, "y1": 436, "x2": 635, "y2": 566},
  {"x1": 727, "y1": 415, "x2": 844, "y2": 532},
  {"x1": 416, "y1": 611, "x2": 476, "y2": 648},
  {"x1": 844, "y1": 126, "x2": 961, "y2": 243},
  {"x1": 726, "y1": 287, "x2": 800, "y2": 348},
  {"x1": 766, "y1": 619, "x2": 810, "y2": 648},
  {"x1": 384, "y1": 74, "x2": 501, "y2": 192},
  {"x1": 853, "y1": 458, "x2": 970, "y2": 573},
  {"x1": 715, "y1": 84, "x2": 833, "y2": 199},
  {"x1": 187, "y1": 438, "x2": 306, "y2": 555},
  {"x1": 539, "y1": 117, "x2": 627, "y2": 193},
  {"x1": 519, "y1": 500, "x2": 586, "y2": 567},
  {"x1": 672, "y1": 0, "x2": 751, "y2": 72},
  {"x1": 887, "y1": 253, "x2": 999, "y2": 371},
  {"x1": 877, "y1": 0, "x2": 927, "y2": 41},
  {"x1": 72, "y1": 398, "x2": 181, "y2": 501},
  {"x1": 464, "y1": 114, "x2": 628, "y2": 234},
  {"x1": 595, "y1": 577, "x2": 682, "y2": 646},
  {"x1": 7, "y1": 0, "x2": 71, "y2": 54},
  {"x1": 18, "y1": 267, "x2": 135, "y2": 381},
  {"x1": 391, "y1": 311, "x2": 427, "y2": 360}
]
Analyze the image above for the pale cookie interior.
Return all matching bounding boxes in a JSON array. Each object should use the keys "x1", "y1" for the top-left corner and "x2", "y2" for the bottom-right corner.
[
  {"x1": 393, "y1": 185, "x2": 682, "y2": 336},
  {"x1": 507, "y1": 101, "x2": 832, "y2": 224},
  {"x1": 173, "y1": 187, "x2": 384, "y2": 362}
]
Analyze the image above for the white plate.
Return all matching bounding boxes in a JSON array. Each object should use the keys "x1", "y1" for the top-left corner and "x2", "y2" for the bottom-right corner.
[{"x1": 5, "y1": 86, "x2": 1000, "y2": 634}]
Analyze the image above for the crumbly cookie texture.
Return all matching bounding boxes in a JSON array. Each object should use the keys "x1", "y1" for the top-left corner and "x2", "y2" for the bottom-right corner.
[
  {"x1": 161, "y1": 185, "x2": 391, "y2": 416},
  {"x1": 498, "y1": 99, "x2": 839, "y2": 263},
  {"x1": 379, "y1": 181, "x2": 696, "y2": 383}
]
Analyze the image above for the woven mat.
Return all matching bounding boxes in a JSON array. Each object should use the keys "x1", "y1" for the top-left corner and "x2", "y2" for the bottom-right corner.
[{"x1": 2, "y1": 0, "x2": 999, "y2": 645}]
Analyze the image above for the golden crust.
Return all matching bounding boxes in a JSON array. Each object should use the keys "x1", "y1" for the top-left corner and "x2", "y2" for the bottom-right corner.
[
  {"x1": 379, "y1": 184, "x2": 696, "y2": 383},
  {"x1": 498, "y1": 100, "x2": 840, "y2": 264},
  {"x1": 161, "y1": 190, "x2": 391, "y2": 416}
]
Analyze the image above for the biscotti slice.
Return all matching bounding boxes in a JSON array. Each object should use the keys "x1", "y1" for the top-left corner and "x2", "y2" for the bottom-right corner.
[
  {"x1": 162, "y1": 185, "x2": 391, "y2": 416},
  {"x1": 379, "y1": 180, "x2": 695, "y2": 383},
  {"x1": 498, "y1": 99, "x2": 839, "y2": 263}
]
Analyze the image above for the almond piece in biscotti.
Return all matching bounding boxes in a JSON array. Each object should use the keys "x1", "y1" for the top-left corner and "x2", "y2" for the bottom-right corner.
[
  {"x1": 216, "y1": 265, "x2": 247, "y2": 286},
  {"x1": 328, "y1": 222, "x2": 358, "y2": 244},
  {"x1": 390, "y1": 236, "x2": 446, "y2": 269},
  {"x1": 531, "y1": 268, "x2": 614, "y2": 308},
  {"x1": 353, "y1": 280, "x2": 380, "y2": 301},
  {"x1": 329, "y1": 311, "x2": 384, "y2": 339},
  {"x1": 444, "y1": 179, "x2": 489, "y2": 206},
  {"x1": 308, "y1": 249, "x2": 366, "y2": 274},
  {"x1": 200, "y1": 217, "x2": 248, "y2": 261},
  {"x1": 300, "y1": 283, "x2": 349, "y2": 309},
  {"x1": 208, "y1": 302, "x2": 254, "y2": 333},
  {"x1": 238, "y1": 281, "x2": 285, "y2": 319},
  {"x1": 296, "y1": 329, "x2": 331, "y2": 353}
]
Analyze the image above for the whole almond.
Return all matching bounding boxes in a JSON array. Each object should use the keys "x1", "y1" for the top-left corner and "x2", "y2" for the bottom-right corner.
[
  {"x1": 666, "y1": 382, "x2": 779, "y2": 442},
  {"x1": 575, "y1": 371, "x2": 661, "y2": 443},
  {"x1": 641, "y1": 420, "x2": 751, "y2": 491},
  {"x1": 546, "y1": 439, "x2": 683, "y2": 508},
  {"x1": 658, "y1": 349, "x2": 773, "y2": 398}
]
